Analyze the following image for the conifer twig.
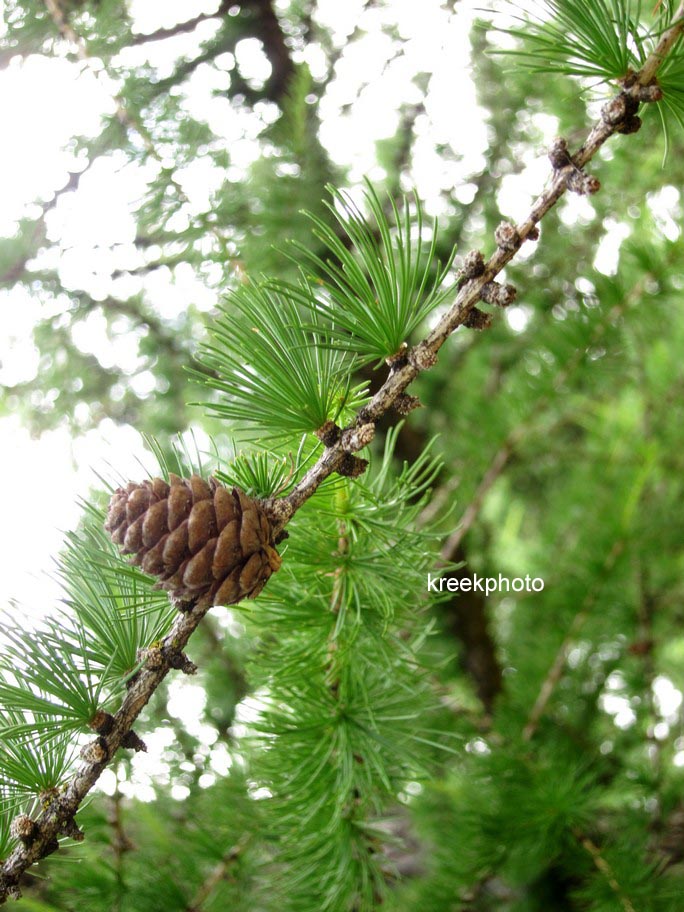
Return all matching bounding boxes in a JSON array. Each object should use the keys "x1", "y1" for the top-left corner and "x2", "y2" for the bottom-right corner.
[
  {"x1": 440, "y1": 436, "x2": 520, "y2": 559},
  {"x1": 0, "y1": 600, "x2": 207, "y2": 902},
  {"x1": 523, "y1": 539, "x2": 626, "y2": 741},
  {"x1": 186, "y1": 835, "x2": 249, "y2": 912},
  {"x1": 264, "y1": 2, "x2": 684, "y2": 533},
  {"x1": 574, "y1": 829, "x2": 637, "y2": 912},
  {"x1": 108, "y1": 781, "x2": 133, "y2": 912},
  {"x1": 2, "y1": 6, "x2": 684, "y2": 903}
]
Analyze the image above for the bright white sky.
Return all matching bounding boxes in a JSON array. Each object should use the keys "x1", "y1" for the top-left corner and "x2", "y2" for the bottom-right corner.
[{"x1": 0, "y1": 0, "x2": 682, "y2": 791}]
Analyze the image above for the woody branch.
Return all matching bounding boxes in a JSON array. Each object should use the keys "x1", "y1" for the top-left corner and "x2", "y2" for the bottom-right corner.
[{"x1": 2, "y1": 6, "x2": 683, "y2": 903}]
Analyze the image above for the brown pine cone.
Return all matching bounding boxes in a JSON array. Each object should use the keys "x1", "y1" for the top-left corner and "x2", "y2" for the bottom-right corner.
[{"x1": 104, "y1": 474, "x2": 282, "y2": 607}]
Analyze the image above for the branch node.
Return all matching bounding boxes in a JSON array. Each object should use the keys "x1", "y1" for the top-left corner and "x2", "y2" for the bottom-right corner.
[
  {"x1": 480, "y1": 281, "x2": 517, "y2": 308},
  {"x1": 80, "y1": 737, "x2": 109, "y2": 765},
  {"x1": 548, "y1": 137, "x2": 572, "y2": 169},
  {"x1": 337, "y1": 454, "x2": 369, "y2": 478},
  {"x1": 167, "y1": 649, "x2": 198, "y2": 675},
  {"x1": 494, "y1": 221, "x2": 521, "y2": 252},
  {"x1": 635, "y1": 82, "x2": 663, "y2": 103},
  {"x1": 464, "y1": 308, "x2": 493, "y2": 331},
  {"x1": 463, "y1": 249, "x2": 486, "y2": 277},
  {"x1": 39, "y1": 787, "x2": 60, "y2": 810},
  {"x1": 601, "y1": 93, "x2": 639, "y2": 127},
  {"x1": 10, "y1": 815, "x2": 39, "y2": 847},
  {"x1": 59, "y1": 817, "x2": 85, "y2": 842},
  {"x1": 618, "y1": 68, "x2": 638, "y2": 89},
  {"x1": 89, "y1": 709, "x2": 115, "y2": 736},
  {"x1": 566, "y1": 170, "x2": 601, "y2": 195},
  {"x1": 315, "y1": 420, "x2": 342, "y2": 447},
  {"x1": 122, "y1": 729, "x2": 147, "y2": 752},
  {"x1": 143, "y1": 644, "x2": 164, "y2": 669},
  {"x1": 386, "y1": 342, "x2": 409, "y2": 367},
  {"x1": 457, "y1": 250, "x2": 486, "y2": 288},
  {"x1": 394, "y1": 393, "x2": 422, "y2": 415},
  {"x1": 617, "y1": 115, "x2": 642, "y2": 135}
]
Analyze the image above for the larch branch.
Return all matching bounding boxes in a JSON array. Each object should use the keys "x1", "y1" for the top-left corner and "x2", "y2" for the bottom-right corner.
[
  {"x1": 2, "y1": 7, "x2": 684, "y2": 903},
  {"x1": 523, "y1": 539, "x2": 626, "y2": 741},
  {"x1": 263, "y1": 8, "x2": 684, "y2": 533},
  {"x1": 574, "y1": 829, "x2": 637, "y2": 912}
]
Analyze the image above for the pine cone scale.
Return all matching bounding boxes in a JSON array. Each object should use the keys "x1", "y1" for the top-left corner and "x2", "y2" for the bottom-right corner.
[
  {"x1": 239, "y1": 509, "x2": 263, "y2": 555},
  {"x1": 161, "y1": 559, "x2": 190, "y2": 591},
  {"x1": 214, "y1": 487, "x2": 238, "y2": 529},
  {"x1": 240, "y1": 552, "x2": 265, "y2": 591},
  {"x1": 141, "y1": 536, "x2": 167, "y2": 575},
  {"x1": 212, "y1": 567, "x2": 241, "y2": 605},
  {"x1": 123, "y1": 515, "x2": 144, "y2": 554},
  {"x1": 126, "y1": 487, "x2": 151, "y2": 522},
  {"x1": 105, "y1": 475, "x2": 281, "y2": 607},
  {"x1": 163, "y1": 522, "x2": 189, "y2": 573},
  {"x1": 168, "y1": 484, "x2": 192, "y2": 530},
  {"x1": 188, "y1": 500, "x2": 216, "y2": 553},
  {"x1": 213, "y1": 520, "x2": 241, "y2": 578},
  {"x1": 142, "y1": 499, "x2": 168, "y2": 548},
  {"x1": 189, "y1": 475, "x2": 212, "y2": 503},
  {"x1": 183, "y1": 538, "x2": 217, "y2": 588},
  {"x1": 107, "y1": 495, "x2": 127, "y2": 531}
]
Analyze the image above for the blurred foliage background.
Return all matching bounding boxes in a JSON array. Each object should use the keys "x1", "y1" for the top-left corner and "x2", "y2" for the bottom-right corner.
[{"x1": 1, "y1": 1, "x2": 684, "y2": 910}]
